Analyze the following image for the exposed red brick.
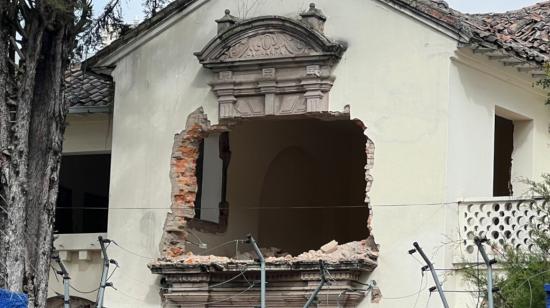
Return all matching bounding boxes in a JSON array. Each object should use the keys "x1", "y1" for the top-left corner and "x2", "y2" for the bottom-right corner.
[{"x1": 160, "y1": 108, "x2": 211, "y2": 260}]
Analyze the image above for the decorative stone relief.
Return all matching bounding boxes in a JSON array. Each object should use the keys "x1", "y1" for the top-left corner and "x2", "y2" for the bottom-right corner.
[
  {"x1": 150, "y1": 262, "x2": 371, "y2": 307},
  {"x1": 194, "y1": 3, "x2": 346, "y2": 120},
  {"x1": 220, "y1": 33, "x2": 313, "y2": 60}
]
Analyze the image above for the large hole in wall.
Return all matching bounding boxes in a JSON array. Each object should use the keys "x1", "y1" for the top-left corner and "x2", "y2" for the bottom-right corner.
[{"x1": 181, "y1": 116, "x2": 371, "y2": 258}]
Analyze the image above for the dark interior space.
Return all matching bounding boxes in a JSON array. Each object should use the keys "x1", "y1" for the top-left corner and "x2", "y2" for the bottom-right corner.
[
  {"x1": 227, "y1": 118, "x2": 369, "y2": 256},
  {"x1": 55, "y1": 154, "x2": 111, "y2": 233},
  {"x1": 493, "y1": 115, "x2": 514, "y2": 197}
]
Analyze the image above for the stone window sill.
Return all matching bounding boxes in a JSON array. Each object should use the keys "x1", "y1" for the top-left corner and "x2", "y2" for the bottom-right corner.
[{"x1": 54, "y1": 233, "x2": 106, "y2": 261}]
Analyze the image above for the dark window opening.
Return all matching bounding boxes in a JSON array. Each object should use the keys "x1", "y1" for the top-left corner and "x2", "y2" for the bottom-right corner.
[
  {"x1": 193, "y1": 132, "x2": 230, "y2": 226},
  {"x1": 493, "y1": 116, "x2": 514, "y2": 197},
  {"x1": 187, "y1": 118, "x2": 371, "y2": 258},
  {"x1": 55, "y1": 154, "x2": 110, "y2": 234}
]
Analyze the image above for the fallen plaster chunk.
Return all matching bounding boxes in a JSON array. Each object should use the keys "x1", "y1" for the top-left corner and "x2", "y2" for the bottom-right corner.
[
  {"x1": 320, "y1": 240, "x2": 338, "y2": 253},
  {"x1": 291, "y1": 239, "x2": 378, "y2": 263},
  {"x1": 371, "y1": 286, "x2": 382, "y2": 303}
]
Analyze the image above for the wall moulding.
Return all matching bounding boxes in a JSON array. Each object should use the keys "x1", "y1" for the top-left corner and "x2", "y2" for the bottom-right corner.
[
  {"x1": 152, "y1": 5, "x2": 380, "y2": 306},
  {"x1": 194, "y1": 3, "x2": 347, "y2": 120}
]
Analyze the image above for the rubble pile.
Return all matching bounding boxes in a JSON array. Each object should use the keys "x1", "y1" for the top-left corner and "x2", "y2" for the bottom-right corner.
[
  {"x1": 264, "y1": 239, "x2": 379, "y2": 263},
  {"x1": 156, "y1": 237, "x2": 378, "y2": 266},
  {"x1": 295, "y1": 239, "x2": 378, "y2": 263}
]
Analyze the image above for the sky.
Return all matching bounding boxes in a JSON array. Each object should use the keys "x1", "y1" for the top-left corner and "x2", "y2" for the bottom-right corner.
[{"x1": 92, "y1": 0, "x2": 543, "y2": 23}]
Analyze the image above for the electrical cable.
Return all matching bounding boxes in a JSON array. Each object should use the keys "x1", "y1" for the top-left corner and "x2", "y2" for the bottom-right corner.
[
  {"x1": 69, "y1": 284, "x2": 100, "y2": 294},
  {"x1": 475, "y1": 250, "x2": 482, "y2": 308},
  {"x1": 107, "y1": 264, "x2": 118, "y2": 282},
  {"x1": 432, "y1": 263, "x2": 485, "y2": 271},
  {"x1": 424, "y1": 292, "x2": 432, "y2": 308},
  {"x1": 337, "y1": 288, "x2": 368, "y2": 308},
  {"x1": 111, "y1": 240, "x2": 156, "y2": 260},
  {"x1": 381, "y1": 271, "x2": 428, "y2": 300},
  {"x1": 412, "y1": 272, "x2": 426, "y2": 308},
  {"x1": 52, "y1": 201, "x2": 458, "y2": 211},
  {"x1": 186, "y1": 228, "x2": 207, "y2": 248},
  {"x1": 411, "y1": 253, "x2": 424, "y2": 266},
  {"x1": 201, "y1": 239, "x2": 241, "y2": 255}
]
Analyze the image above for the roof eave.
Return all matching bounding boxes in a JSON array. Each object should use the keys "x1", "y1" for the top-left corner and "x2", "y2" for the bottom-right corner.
[
  {"x1": 68, "y1": 106, "x2": 112, "y2": 114},
  {"x1": 84, "y1": 0, "x2": 201, "y2": 70}
]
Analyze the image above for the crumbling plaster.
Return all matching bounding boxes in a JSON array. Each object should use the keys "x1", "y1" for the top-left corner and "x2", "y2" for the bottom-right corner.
[
  {"x1": 104, "y1": 0, "x2": 462, "y2": 307},
  {"x1": 160, "y1": 107, "x2": 377, "y2": 261},
  {"x1": 158, "y1": 3, "x2": 380, "y2": 262}
]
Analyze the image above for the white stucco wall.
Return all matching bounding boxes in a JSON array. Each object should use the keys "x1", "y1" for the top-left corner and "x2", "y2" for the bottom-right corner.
[
  {"x1": 447, "y1": 49, "x2": 550, "y2": 201},
  {"x1": 63, "y1": 113, "x2": 112, "y2": 154},
  {"x1": 82, "y1": 0, "x2": 550, "y2": 307},
  {"x1": 47, "y1": 113, "x2": 112, "y2": 302},
  {"x1": 444, "y1": 50, "x2": 550, "y2": 307}
]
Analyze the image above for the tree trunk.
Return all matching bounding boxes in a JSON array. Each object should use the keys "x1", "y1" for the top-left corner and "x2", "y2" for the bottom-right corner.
[
  {"x1": 0, "y1": 1, "x2": 90, "y2": 306},
  {"x1": 0, "y1": 0, "x2": 10, "y2": 290},
  {"x1": 26, "y1": 24, "x2": 73, "y2": 307},
  {"x1": 5, "y1": 12, "x2": 46, "y2": 295},
  {"x1": 0, "y1": 3, "x2": 76, "y2": 307}
]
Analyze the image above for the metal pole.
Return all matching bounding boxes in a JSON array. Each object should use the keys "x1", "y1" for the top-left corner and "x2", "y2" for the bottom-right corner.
[
  {"x1": 413, "y1": 242, "x2": 450, "y2": 308},
  {"x1": 474, "y1": 237, "x2": 495, "y2": 308},
  {"x1": 52, "y1": 253, "x2": 71, "y2": 308},
  {"x1": 303, "y1": 260, "x2": 327, "y2": 308},
  {"x1": 247, "y1": 234, "x2": 266, "y2": 308},
  {"x1": 96, "y1": 236, "x2": 110, "y2": 308}
]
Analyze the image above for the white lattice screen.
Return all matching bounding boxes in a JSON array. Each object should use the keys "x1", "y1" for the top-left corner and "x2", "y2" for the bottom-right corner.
[{"x1": 459, "y1": 198, "x2": 548, "y2": 257}]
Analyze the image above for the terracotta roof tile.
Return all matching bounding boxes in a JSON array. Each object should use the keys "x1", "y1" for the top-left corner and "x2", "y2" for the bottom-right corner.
[
  {"x1": 470, "y1": 2, "x2": 550, "y2": 56},
  {"x1": 386, "y1": 0, "x2": 549, "y2": 64},
  {"x1": 64, "y1": 65, "x2": 113, "y2": 111},
  {"x1": 85, "y1": 0, "x2": 550, "y2": 78}
]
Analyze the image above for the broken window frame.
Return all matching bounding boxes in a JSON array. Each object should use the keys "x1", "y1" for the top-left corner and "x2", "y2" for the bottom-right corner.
[{"x1": 188, "y1": 132, "x2": 231, "y2": 233}]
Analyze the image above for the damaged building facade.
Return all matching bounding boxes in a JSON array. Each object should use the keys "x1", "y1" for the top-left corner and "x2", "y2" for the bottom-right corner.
[{"x1": 47, "y1": 0, "x2": 550, "y2": 307}]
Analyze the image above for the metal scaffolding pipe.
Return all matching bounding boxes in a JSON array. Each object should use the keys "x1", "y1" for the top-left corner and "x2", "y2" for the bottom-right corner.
[
  {"x1": 247, "y1": 234, "x2": 266, "y2": 308},
  {"x1": 303, "y1": 260, "x2": 327, "y2": 308}
]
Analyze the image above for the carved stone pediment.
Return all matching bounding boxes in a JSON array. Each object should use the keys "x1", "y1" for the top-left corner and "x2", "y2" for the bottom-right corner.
[
  {"x1": 195, "y1": 5, "x2": 347, "y2": 119},
  {"x1": 195, "y1": 14, "x2": 345, "y2": 69},
  {"x1": 220, "y1": 32, "x2": 314, "y2": 61}
]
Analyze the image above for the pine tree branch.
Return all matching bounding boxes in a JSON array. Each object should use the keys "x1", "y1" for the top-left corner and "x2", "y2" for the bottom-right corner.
[
  {"x1": 73, "y1": 0, "x2": 91, "y2": 34},
  {"x1": 8, "y1": 36, "x2": 24, "y2": 61}
]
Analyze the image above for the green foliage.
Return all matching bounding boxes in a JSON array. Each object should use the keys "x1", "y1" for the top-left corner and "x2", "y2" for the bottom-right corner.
[{"x1": 462, "y1": 174, "x2": 550, "y2": 307}]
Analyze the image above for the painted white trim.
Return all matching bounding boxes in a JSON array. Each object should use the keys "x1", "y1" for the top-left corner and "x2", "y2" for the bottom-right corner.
[
  {"x1": 95, "y1": 0, "x2": 211, "y2": 67},
  {"x1": 55, "y1": 233, "x2": 107, "y2": 251},
  {"x1": 457, "y1": 196, "x2": 541, "y2": 203},
  {"x1": 451, "y1": 50, "x2": 547, "y2": 98}
]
